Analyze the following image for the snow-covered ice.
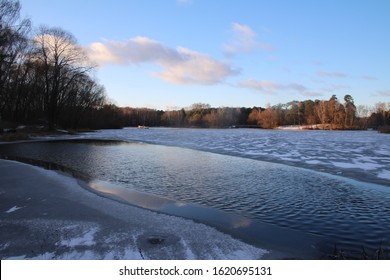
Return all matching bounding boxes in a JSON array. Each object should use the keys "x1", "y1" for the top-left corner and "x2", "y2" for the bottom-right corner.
[
  {"x1": 5, "y1": 206, "x2": 24, "y2": 213},
  {"x1": 0, "y1": 159, "x2": 269, "y2": 260},
  {"x1": 2, "y1": 128, "x2": 389, "y2": 259},
  {"x1": 43, "y1": 128, "x2": 389, "y2": 185},
  {"x1": 378, "y1": 170, "x2": 390, "y2": 180}
]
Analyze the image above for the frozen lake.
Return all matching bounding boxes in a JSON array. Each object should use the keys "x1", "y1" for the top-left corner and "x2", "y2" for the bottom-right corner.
[
  {"x1": 1, "y1": 128, "x2": 389, "y2": 258},
  {"x1": 68, "y1": 128, "x2": 390, "y2": 185}
]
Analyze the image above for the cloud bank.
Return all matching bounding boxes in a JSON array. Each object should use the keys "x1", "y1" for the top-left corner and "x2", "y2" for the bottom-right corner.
[{"x1": 87, "y1": 37, "x2": 239, "y2": 85}]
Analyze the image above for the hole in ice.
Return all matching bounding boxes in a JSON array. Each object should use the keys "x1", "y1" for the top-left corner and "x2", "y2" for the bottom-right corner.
[
  {"x1": 147, "y1": 236, "x2": 165, "y2": 245},
  {"x1": 136, "y1": 233, "x2": 179, "y2": 248}
]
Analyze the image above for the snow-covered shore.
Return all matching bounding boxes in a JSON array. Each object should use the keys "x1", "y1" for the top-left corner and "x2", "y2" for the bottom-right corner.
[{"x1": 0, "y1": 159, "x2": 269, "y2": 260}]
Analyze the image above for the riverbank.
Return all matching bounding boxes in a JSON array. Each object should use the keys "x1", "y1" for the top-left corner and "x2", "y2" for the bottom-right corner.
[
  {"x1": 0, "y1": 124, "x2": 97, "y2": 142},
  {"x1": 0, "y1": 159, "x2": 270, "y2": 260}
]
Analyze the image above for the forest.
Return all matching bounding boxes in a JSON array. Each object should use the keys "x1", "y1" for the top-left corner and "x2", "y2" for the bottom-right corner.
[
  {"x1": 1, "y1": 0, "x2": 389, "y2": 133},
  {"x1": 115, "y1": 99, "x2": 390, "y2": 131}
]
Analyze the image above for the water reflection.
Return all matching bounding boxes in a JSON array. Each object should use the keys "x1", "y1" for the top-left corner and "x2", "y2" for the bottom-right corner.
[
  {"x1": 89, "y1": 179, "x2": 176, "y2": 210},
  {"x1": 89, "y1": 179, "x2": 254, "y2": 230}
]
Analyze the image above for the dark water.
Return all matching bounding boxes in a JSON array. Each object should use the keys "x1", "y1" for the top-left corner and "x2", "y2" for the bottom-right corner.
[
  {"x1": 1, "y1": 139, "x2": 390, "y2": 258},
  {"x1": 67, "y1": 128, "x2": 390, "y2": 186}
]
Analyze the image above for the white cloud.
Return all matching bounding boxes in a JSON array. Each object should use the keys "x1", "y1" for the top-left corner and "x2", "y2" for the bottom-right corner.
[
  {"x1": 321, "y1": 84, "x2": 350, "y2": 92},
  {"x1": 237, "y1": 79, "x2": 264, "y2": 91},
  {"x1": 376, "y1": 90, "x2": 390, "y2": 97},
  {"x1": 312, "y1": 60, "x2": 324, "y2": 66},
  {"x1": 237, "y1": 79, "x2": 310, "y2": 96},
  {"x1": 224, "y1": 23, "x2": 274, "y2": 56},
  {"x1": 86, "y1": 37, "x2": 239, "y2": 85},
  {"x1": 155, "y1": 47, "x2": 239, "y2": 85},
  {"x1": 287, "y1": 83, "x2": 307, "y2": 92},
  {"x1": 88, "y1": 42, "x2": 122, "y2": 65},
  {"x1": 362, "y1": 75, "x2": 376, "y2": 80},
  {"x1": 317, "y1": 71, "x2": 347, "y2": 78},
  {"x1": 301, "y1": 91, "x2": 323, "y2": 97},
  {"x1": 237, "y1": 79, "x2": 282, "y2": 95}
]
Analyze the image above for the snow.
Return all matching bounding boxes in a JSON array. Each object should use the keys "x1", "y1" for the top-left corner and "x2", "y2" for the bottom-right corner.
[
  {"x1": 46, "y1": 128, "x2": 389, "y2": 184},
  {"x1": 180, "y1": 239, "x2": 196, "y2": 260},
  {"x1": 378, "y1": 170, "x2": 390, "y2": 180},
  {"x1": 2, "y1": 129, "x2": 388, "y2": 259},
  {"x1": 306, "y1": 160, "x2": 323, "y2": 165},
  {"x1": 331, "y1": 161, "x2": 384, "y2": 171},
  {"x1": 0, "y1": 159, "x2": 269, "y2": 260},
  {"x1": 59, "y1": 227, "x2": 98, "y2": 247},
  {"x1": 5, "y1": 205, "x2": 24, "y2": 213}
]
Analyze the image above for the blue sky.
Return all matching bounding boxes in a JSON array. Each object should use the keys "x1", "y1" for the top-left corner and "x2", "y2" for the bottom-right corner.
[{"x1": 20, "y1": 0, "x2": 390, "y2": 109}]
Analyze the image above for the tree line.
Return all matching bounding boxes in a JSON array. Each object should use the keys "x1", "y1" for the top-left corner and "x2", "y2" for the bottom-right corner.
[
  {"x1": 0, "y1": 0, "x2": 119, "y2": 130},
  {"x1": 117, "y1": 99, "x2": 389, "y2": 130},
  {"x1": 247, "y1": 95, "x2": 389, "y2": 130},
  {"x1": 1, "y1": 0, "x2": 389, "y2": 132}
]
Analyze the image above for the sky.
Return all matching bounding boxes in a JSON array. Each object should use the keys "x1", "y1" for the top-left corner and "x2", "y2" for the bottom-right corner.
[{"x1": 19, "y1": 0, "x2": 390, "y2": 110}]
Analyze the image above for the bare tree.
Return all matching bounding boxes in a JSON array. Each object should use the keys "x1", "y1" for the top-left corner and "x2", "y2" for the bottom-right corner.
[
  {"x1": 315, "y1": 100, "x2": 328, "y2": 125},
  {"x1": 59, "y1": 73, "x2": 106, "y2": 128},
  {"x1": 161, "y1": 107, "x2": 186, "y2": 127},
  {"x1": 0, "y1": 0, "x2": 31, "y2": 118},
  {"x1": 248, "y1": 107, "x2": 278, "y2": 129},
  {"x1": 31, "y1": 26, "x2": 92, "y2": 129}
]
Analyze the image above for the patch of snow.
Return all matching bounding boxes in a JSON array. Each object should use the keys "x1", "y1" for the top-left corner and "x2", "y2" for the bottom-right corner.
[
  {"x1": 227, "y1": 249, "x2": 260, "y2": 260},
  {"x1": 5, "y1": 255, "x2": 27, "y2": 260},
  {"x1": 279, "y1": 157, "x2": 300, "y2": 162},
  {"x1": 377, "y1": 170, "x2": 390, "y2": 180},
  {"x1": 376, "y1": 149, "x2": 390, "y2": 156},
  {"x1": 59, "y1": 227, "x2": 98, "y2": 247},
  {"x1": 60, "y1": 250, "x2": 97, "y2": 260},
  {"x1": 306, "y1": 160, "x2": 323, "y2": 165},
  {"x1": 5, "y1": 205, "x2": 24, "y2": 213},
  {"x1": 331, "y1": 162, "x2": 358, "y2": 169},
  {"x1": 103, "y1": 248, "x2": 142, "y2": 260},
  {"x1": 0, "y1": 242, "x2": 10, "y2": 250},
  {"x1": 331, "y1": 161, "x2": 383, "y2": 171},
  {"x1": 180, "y1": 239, "x2": 196, "y2": 260},
  {"x1": 120, "y1": 248, "x2": 144, "y2": 260},
  {"x1": 352, "y1": 159, "x2": 384, "y2": 170}
]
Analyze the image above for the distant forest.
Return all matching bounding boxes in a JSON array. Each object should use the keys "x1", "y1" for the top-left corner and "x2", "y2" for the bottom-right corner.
[{"x1": 1, "y1": 0, "x2": 389, "y2": 132}]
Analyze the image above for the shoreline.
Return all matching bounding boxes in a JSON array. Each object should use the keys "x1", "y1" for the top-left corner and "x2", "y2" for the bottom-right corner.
[
  {"x1": 0, "y1": 159, "x2": 274, "y2": 260},
  {"x1": 85, "y1": 179, "x2": 330, "y2": 259}
]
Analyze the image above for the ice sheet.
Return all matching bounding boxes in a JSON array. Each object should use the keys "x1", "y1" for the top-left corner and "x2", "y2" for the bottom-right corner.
[
  {"x1": 46, "y1": 128, "x2": 389, "y2": 184},
  {"x1": 0, "y1": 160, "x2": 269, "y2": 260},
  {"x1": 4, "y1": 206, "x2": 24, "y2": 213}
]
